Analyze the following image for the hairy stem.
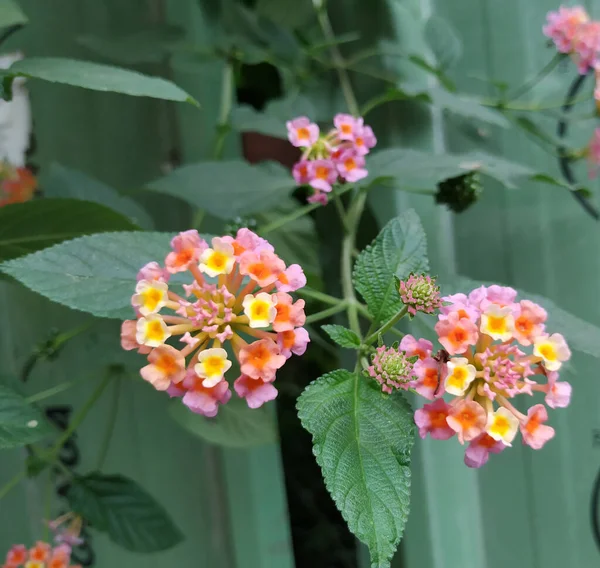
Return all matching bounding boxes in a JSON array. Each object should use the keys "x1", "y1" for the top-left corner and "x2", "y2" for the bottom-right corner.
[
  {"x1": 364, "y1": 306, "x2": 408, "y2": 345},
  {"x1": 305, "y1": 302, "x2": 349, "y2": 324}
]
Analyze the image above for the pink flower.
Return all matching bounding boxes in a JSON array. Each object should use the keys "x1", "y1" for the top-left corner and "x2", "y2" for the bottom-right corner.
[
  {"x1": 239, "y1": 339, "x2": 286, "y2": 381},
  {"x1": 234, "y1": 375, "x2": 278, "y2": 408},
  {"x1": 239, "y1": 250, "x2": 286, "y2": 287},
  {"x1": 588, "y1": 127, "x2": 600, "y2": 178},
  {"x1": 434, "y1": 312, "x2": 478, "y2": 355},
  {"x1": 165, "y1": 230, "x2": 207, "y2": 273},
  {"x1": 545, "y1": 372, "x2": 572, "y2": 408},
  {"x1": 140, "y1": 345, "x2": 186, "y2": 391},
  {"x1": 5, "y1": 544, "x2": 27, "y2": 565},
  {"x1": 277, "y1": 327, "x2": 310, "y2": 358},
  {"x1": 471, "y1": 284, "x2": 517, "y2": 310},
  {"x1": 273, "y1": 292, "x2": 306, "y2": 332},
  {"x1": 286, "y1": 116, "x2": 319, "y2": 147},
  {"x1": 399, "y1": 335, "x2": 433, "y2": 360},
  {"x1": 464, "y1": 433, "x2": 506, "y2": 468},
  {"x1": 521, "y1": 404, "x2": 555, "y2": 450},
  {"x1": 572, "y1": 20, "x2": 600, "y2": 73},
  {"x1": 309, "y1": 159, "x2": 337, "y2": 192},
  {"x1": 543, "y1": 6, "x2": 590, "y2": 53},
  {"x1": 137, "y1": 261, "x2": 169, "y2": 282},
  {"x1": 120, "y1": 320, "x2": 151, "y2": 354},
  {"x1": 447, "y1": 400, "x2": 487, "y2": 444},
  {"x1": 334, "y1": 113, "x2": 362, "y2": 140},
  {"x1": 413, "y1": 357, "x2": 441, "y2": 400},
  {"x1": 352, "y1": 125, "x2": 377, "y2": 155},
  {"x1": 276, "y1": 264, "x2": 306, "y2": 292},
  {"x1": 513, "y1": 300, "x2": 547, "y2": 345},
  {"x1": 335, "y1": 149, "x2": 368, "y2": 182},
  {"x1": 293, "y1": 160, "x2": 313, "y2": 185},
  {"x1": 414, "y1": 399, "x2": 455, "y2": 440},
  {"x1": 233, "y1": 228, "x2": 274, "y2": 255},
  {"x1": 307, "y1": 190, "x2": 329, "y2": 205},
  {"x1": 398, "y1": 273, "x2": 443, "y2": 316},
  {"x1": 182, "y1": 374, "x2": 232, "y2": 417}
]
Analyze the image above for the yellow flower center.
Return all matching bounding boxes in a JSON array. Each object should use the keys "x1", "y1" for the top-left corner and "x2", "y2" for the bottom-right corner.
[
  {"x1": 490, "y1": 415, "x2": 511, "y2": 437},
  {"x1": 538, "y1": 344, "x2": 557, "y2": 361},
  {"x1": 142, "y1": 287, "x2": 164, "y2": 312},
  {"x1": 146, "y1": 320, "x2": 166, "y2": 342},
  {"x1": 250, "y1": 300, "x2": 270, "y2": 320},
  {"x1": 207, "y1": 251, "x2": 228, "y2": 272},
  {"x1": 203, "y1": 355, "x2": 226, "y2": 377},
  {"x1": 487, "y1": 315, "x2": 506, "y2": 333}
]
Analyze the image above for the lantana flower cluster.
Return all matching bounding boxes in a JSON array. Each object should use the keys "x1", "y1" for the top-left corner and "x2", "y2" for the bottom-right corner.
[
  {"x1": 369, "y1": 285, "x2": 572, "y2": 468},
  {"x1": 0, "y1": 161, "x2": 36, "y2": 207},
  {"x1": 3, "y1": 542, "x2": 80, "y2": 568},
  {"x1": 287, "y1": 114, "x2": 377, "y2": 205},
  {"x1": 121, "y1": 229, "x2": 309, "y2": 416}
]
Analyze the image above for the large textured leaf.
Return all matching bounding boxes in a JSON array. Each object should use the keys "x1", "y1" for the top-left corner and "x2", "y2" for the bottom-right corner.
[
  {"x1": 424, "y1": 15, "x2": 462, "y2": 70},
  {"x1": 354, "y1": 211, "x2": 429, "y2": 325},
  {"x1": 442, "y1": 274, "x2": 600, "y2": 360},
  {"x1": 169, "y1": 397, "x2": 277, "y2": 448},
  {"x1": 66, "y1": 473, "x2": 184, "y2": 552},
  {"x1": 0, "y1": 385, "x2": 53, "y2": 449},
  {"x1": 0, "y1": 199, "x2": 139, "y2": 262},
  {"x1": 8, "y1": 58, "x2": 197, "y2": 105},
  {"x1": 146, "y1": 160, "x2": 295, "y2": 219},
  {"x1": 0, "y1": 0, "x2": 27, "y2": 28},
  {"x1": 321, "y1": 324, "x2": 361, "y2": 349},
  {"x1": 297, "y1": 370, "x2": 415, "y2": 568},
  {"x1": 43, "y1": 163, "x2": 153, "y2": 229},
  {"x1": 0, "y1": 232, "x2": 173, "y2": 318}
]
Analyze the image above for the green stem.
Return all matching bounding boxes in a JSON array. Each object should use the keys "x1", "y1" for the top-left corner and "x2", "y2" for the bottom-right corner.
[
  {"x1": 364, "y1": 306, "x2": 408, "y2": 345},
  {"x1": 341, "y1": 190, "x2": 367, "y2": 338},
  {"x1": 0, "y1": 470, "x2": 26, "y2": 501},
  {"x1": 26, "y1": 381, "x2": 77, "y2": 405},
  {"x1": 96, "y1": 377, "x2": 121, "y2": 470},
  {"x1": 213, "y1": 61, "x2": 234, "y2": 161},
  {"x1": 305, "y1": 302, "x2": 348, "y2": 324},
  {"x1": 315, "y1": 4, "x2": 360, "y2": 115},
  {"x1": 333, "y1": 191, "x2": 349, "y2": 230},
  {"x1": 297, "y1": 287, "x2": 344, "y2": 306},
  {"x1": 42, "y1": 472, "x2": 54, "y2": 540},
  {"x1": 258, "y1": 184, "x2": 355, "y2": 235},
  {"x1": 507, "y1": 54, "x2": 562, "y2": 102}
]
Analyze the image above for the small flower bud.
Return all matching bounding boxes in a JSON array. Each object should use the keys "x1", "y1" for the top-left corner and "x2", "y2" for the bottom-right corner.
[
  {"x1": 367, "y1": 346, "x2": 416, "y2": 394},
  {"x1": 435, "y1": 171, "x2": 483, "y2": 213},
  {"x1": 398, "y1": 274, "x2": 443, "y2": 316}
]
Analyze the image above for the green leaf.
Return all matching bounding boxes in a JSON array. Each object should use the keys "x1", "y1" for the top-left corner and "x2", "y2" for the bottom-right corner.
[
  {"x1": 0, "y1": 199, "x2": 139, "y2": 263},
  {"x1": 297, "y1": 370, "x2": 415, "y2": 568},
  {"x1": 66, "y1": 473, "x2": 184, "y2": 552},
  {"x1": 0, "y1": 385, "x2": 53, "y2": 449},
  {"x1": 321, "y1": 324, "x2": 361, "y2": 349},
  {"x1": 169, "y1": 396, "x2": 277, "y2": 448},
  {"x1": 0, "y1": 231, "x2": 173, "y2": 318},
  {"x1": 231, "y1": 94, "x2": 316, "y2": 138},
  {"x1": 255, "y1": 0, "x2": 314, "y2": 29},
  {"x1": 146, "y1": 160, "x2": 295, "y2": 219},
  {"x1": 77, "y1": 26, "x2": 184, "y2": 64},
  {"x1": 354, "y1": 211, "x2": 429, "y2": 325},
  {"x1": 429, "y1": 87, "x2": 509, "y2": 127},
  {"x1": 7, "y1": 57, "x2": 198, "y2": 105},
  {"x1": 0, "y1": 0, "x2": 27, "y2": 28},
  {"x1": 43, "y1": 163, "x2": 153, "y2": 229},
  {"x1": 424, "y1": 15, "x2": 462, "y2": 70},
  {"x1": 441, "y1": 274, "x2": 600, "y2": 360}
]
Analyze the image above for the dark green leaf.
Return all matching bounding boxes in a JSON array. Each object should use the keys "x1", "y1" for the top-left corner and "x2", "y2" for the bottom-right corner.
[
  {"x1": 146, "y1": 160, "x2": 295, "y2": 219},
  {"x1": 424, "y1": 16, "x2": 462, "y2": 70},
  {"x1": 0, "y1": 199, "x2": 139, "y2": 262},
  {"x1": 169, "y1": 397, "x2": 277, "y2": 448},
  {"x1": 0, "y1": 0, "x2": 27, "y2": 28},
  {"x1": 430, "y1": 88, "x2": 509, "y2": 127},
  {"x1": 43, "y1": 163, "x2": 153, "y2": 229},
  {"x1": 77, "y1": 26, "x2": 184, "y2": 64},
  {"x1": 321, "y1": 324, "x2": 361, "y2": 349},
  {"x1": 8, "y1": 57, "x2": 198, "y2": 105},
  {"x1": 66, "y1": 473, "x2": 184, "y2": 552},
  {"x1": 0, "y1": 385, "x2": 53, "y2": 449},
  {"x1": 0, "y1": 232, "x2": 173, "y2": 318},
  {"x1": 297, "y1": 370, "x2": 415, "y2": 568},
  {"x1": 256, "y1": 0, "x2": 314, "y2": 29},
  {"x1": 354, "y1": 211, "x2": 429, "y2": 326}
]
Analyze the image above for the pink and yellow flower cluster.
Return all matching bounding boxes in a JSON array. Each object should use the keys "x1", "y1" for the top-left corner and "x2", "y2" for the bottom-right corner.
[
  {"x1": 287, "y1": 114, "x2": 377, "y2": 205},
  {"x1": 371, "y1": 285, "x2": 572, "y2": 468},
  {"x1": 3, "y1": 542, "x2": 80, "y2": 568},
  {"x1": 121, "y1": 229, "x2": 309, "y2": 415},
  {"x1": 544, "y1": 5, "x2": 600, "y2": 73}
]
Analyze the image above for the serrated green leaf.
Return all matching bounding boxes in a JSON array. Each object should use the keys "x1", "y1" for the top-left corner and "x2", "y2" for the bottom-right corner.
[
  {"x1": 297, "y1": 369, "x2": 415, "y2": 568},
  {"x1": 354, "y1": 211, "x2": 429, "y2": 326},
  {"x1": 0, "y1": 232, "x2": 173, "y2": 318},
  {"x1": 322, "y1": 324, "x2": 361, "y2": 349},
  {"x1": 0, "y1": 198, "x2": 139, "y2": 262},
  {"x1": 145, "y1": 160, "x2": 295, "y2": 219},
  {"x1": 66, "y1": 473, "x2": 184, "y2": 552},
  {"x1": 169, "y1": 396, "x2": 277, "y2": 448},
  {"x1": 0, "y1": 385, "x2": 53, "y2": 449},
  {"x1": 0, "y1": 0, "x2": 27, "y2": 28},
  {"x1": 424, "y1": 15, "x2": 462, "y2": 70},
  {"x1": 8, "y1": 57, "x2": 198, "y2": 105},
  {"x1": 441, "y1": 274, "x2": 600, "y2": 360},
  {"x1": 77, "y1": 26, "x2": 184, "y2": 64},
  {"x1": 42, "y1": 163, "x2": 153, "y2": 229}
]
